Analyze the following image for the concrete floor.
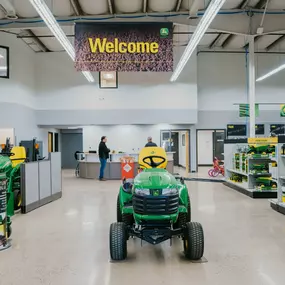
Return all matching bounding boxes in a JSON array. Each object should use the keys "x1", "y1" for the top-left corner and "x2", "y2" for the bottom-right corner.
[{"x1": 1, "y1": 170, "x2": 285, "y2": 285}]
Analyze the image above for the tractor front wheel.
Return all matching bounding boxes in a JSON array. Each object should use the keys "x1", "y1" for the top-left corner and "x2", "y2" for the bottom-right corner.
[
  {"x1": 183, "y1": 222, "x2": 204, "y2": 260},
  {"x1": 13, "y1": 189, "x2": 21, "y2": 211},
  {"x1": 109, "y1": 222, "x2": 127, "y2": 261}
]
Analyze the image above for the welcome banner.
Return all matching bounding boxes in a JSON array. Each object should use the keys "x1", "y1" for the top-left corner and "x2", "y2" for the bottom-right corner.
[{"x1": 75, "y1": 22, "x2": 173, "y2": 72}]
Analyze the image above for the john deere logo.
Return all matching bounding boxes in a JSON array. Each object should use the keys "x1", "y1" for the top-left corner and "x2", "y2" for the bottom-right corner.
[
  {"x1": 153, "y1": 190, "x2": 160, "y2": 196},
  {"x1": 160, "y1": 28, "x2": 169, "y2": 38},
  {"x1": 150, "y1": 151, "x2": 155, "y2": 154}
]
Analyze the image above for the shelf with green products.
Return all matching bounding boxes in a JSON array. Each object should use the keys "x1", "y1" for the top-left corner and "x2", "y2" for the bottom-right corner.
[
  {"x1": 270, "y1": 137, "x2": 285, "y2": 215},
  {"x1": 224, "y1": 137, "x2": 278, "y2": 198}
]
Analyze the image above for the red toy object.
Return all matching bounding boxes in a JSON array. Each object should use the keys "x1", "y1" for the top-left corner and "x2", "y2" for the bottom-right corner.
[{"x1": 208, "y1": 157, "x2": 224, "y2": 177}]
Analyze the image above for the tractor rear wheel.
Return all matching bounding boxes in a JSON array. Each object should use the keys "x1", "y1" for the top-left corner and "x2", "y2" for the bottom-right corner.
[
  {"x1": 183, "y1": 222, "x2": 204, "y2": 260},
  {"x1": 109, "y1": 222, "x2": 127, "y2": 261},
  {"x1": 13, "y1": 189, "x2": 21, "y2": 211},
  {"x1": 117, "y1": 195, "x2": 122, "y2": 222}
]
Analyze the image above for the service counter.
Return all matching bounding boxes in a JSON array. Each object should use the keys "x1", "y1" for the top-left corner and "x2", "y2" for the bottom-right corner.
[{"x1": 79, "y1": 152, "x2": 175, "y2": 180}]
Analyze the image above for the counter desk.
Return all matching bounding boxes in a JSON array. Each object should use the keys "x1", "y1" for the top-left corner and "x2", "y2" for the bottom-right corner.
[{"x1": 79, "y1": 152, "x2": 174, "y2": 180}]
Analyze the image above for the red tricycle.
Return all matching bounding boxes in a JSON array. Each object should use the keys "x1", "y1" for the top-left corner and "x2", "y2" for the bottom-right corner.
[{"x1": 208, "y1": 157, "x2": 224, "y2": 177}]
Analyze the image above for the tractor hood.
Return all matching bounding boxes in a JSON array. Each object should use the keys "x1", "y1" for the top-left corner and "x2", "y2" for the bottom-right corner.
[
  {"x1": 134, "y1": 169, "x2": 178, "y2": 189},
  {"x1": 0, "y1": 155, "x2": 12, "y2": 173}
]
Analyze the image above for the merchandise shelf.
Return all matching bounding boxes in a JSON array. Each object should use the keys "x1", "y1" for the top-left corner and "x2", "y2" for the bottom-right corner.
[
  {"x1": 224, "y1": 139, "x2": 278, "y2": 199},
  {"x1": 270, "y1": 140, "x2": 285, "y2": 215}
]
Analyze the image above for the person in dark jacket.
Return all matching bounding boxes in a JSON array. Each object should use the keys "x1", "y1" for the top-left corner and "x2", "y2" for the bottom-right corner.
[
  {"x1": 98, "y1": 136, "x2": 110, "y2": 181},
  {"x1": 145, "y1": 136, "x2": 157, "y2": 147}
]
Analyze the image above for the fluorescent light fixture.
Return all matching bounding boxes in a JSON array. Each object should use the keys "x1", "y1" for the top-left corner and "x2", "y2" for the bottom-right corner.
[
  {"x1": 0, "y1": 66, "x2": 7, "y2": 70},
  {"x1": 170, "y1": 0, "x2": 226, "y2": 82},
  {"x1": 29, "y1": 0, "x2": 94, "y2": 83},
  {"x1": 256, "y1": 64, "x2": 285, "y2": 82},
  {"x1": 0, "y1": 54, "x2": 3, "y2": 59}
]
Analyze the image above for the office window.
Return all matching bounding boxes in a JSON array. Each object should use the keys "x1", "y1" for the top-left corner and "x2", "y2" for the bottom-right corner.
[{"x1": 99, "y1": 71, "x2": 118, "y2": 89}]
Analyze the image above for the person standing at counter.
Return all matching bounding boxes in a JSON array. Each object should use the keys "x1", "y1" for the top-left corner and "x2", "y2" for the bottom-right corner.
[
  {"x1": 98, "y1": 136, "x2": 110, "y2": 181},
  {"x1": 145, "y1": 136, "x2": 157, "y2": 147}
]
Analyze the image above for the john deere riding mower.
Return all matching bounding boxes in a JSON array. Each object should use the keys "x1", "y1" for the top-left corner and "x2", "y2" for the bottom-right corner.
[
  {"x1": 0, "y1": 143, "x2": 26, "y2": 216},
  {"x1": 109, "y1": 147, "x2": 204, "y2": 261}
]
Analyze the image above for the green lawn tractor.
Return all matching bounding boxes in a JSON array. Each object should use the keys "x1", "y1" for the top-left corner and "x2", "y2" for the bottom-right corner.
[
  {"x1": 109, "y1": 147, "x2": 204, "y2": 261},
  {"x1": 0, "y1": 146, "x2": 26, "y2": 216}
]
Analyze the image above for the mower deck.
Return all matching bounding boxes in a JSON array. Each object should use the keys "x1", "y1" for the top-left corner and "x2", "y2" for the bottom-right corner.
[{"x1": 129, "y1": 223, "x2": 183, "y2": 245}]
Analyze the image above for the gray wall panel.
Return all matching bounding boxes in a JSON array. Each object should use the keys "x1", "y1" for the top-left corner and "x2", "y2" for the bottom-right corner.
[
  {"x1": 50, "y1": 152, "x2": 62, "y2": 195},
  {"x1": 39, "y1": 160, "x2": 51, "y2": 200},
  {"x1": 24, "y1": 162, "x2": 39, "y2": 205},
  {"x1": 35, "y1": 109, "x2": 198, "y2": 125}
]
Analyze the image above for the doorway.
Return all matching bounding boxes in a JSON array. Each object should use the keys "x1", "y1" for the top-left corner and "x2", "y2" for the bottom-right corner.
[
  {"x1": 61, "y1": 130, "x2": 83, "y2": 169},
  {"x1": 171, "y1": 132, "x2": 179, "y2": 166},
  {"x1": 54, "y1": 133, "x2": 59, "y2": 152},
  {"x1": 48, "y1": 132, "x2": 53, "y2": 153},
  {"x1": 196, "y1": 129, "x2": 225, "y2": 166},
  {"x1": 160, "y1": 129, "x2": 191, "y2": 171}
]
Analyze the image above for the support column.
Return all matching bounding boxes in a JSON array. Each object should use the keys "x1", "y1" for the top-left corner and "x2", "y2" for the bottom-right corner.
[{"x1": 248, "y1": 36, "x2": 256, "y2": 138}]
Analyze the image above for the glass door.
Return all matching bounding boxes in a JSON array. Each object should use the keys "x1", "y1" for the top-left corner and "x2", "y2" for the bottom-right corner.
[
  {"x1": 213, "y1": 130, "x2": 225, "y2": 161},
  {"x1": 160, "y1": 130, "x2": 172, "y2": 152}
]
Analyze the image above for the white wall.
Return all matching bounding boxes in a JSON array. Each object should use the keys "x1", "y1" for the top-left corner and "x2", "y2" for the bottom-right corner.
[
  {"x1": 35, "y1": 48, "x2": 197, "y2": 112},
  {"x1": 198, "y1": 53, "x2": 285, "y2": 112},
  {"x1": 0, "y1": 33, "x2": 57, "y2": 149},
  {"x1": 83, "y1": 124, "x2": 188, "y2": 153},
  {"x1": 0, "y1": 33, "x2": 36, "y2": 108}
]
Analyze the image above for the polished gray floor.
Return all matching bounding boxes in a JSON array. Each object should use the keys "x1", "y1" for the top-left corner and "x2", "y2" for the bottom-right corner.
[{"x1": 1, "y1": 170, "x2": 285, "y2": 285}]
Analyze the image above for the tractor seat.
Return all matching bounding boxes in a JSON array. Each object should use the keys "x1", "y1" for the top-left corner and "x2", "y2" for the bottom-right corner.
[
  {"x1": 10, "y1": 146, "x2": 26, "y2": 167},
  {"x1": 138, "y1": 147, "x2": 168, "y2": 169}
]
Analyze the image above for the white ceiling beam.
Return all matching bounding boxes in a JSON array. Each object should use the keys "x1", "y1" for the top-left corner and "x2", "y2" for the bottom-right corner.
[
  {"x1": 69, "y1": 0, "x2": 83, "y2": 16},
  {"x1": 255, "y1": 0, "x2": 271, "y2": 9},
  {"x1": 1, "y1": 10, "x2": 285, "y2": 35},
  {"x1": 209, "y1": 33, "x2": 229, "y2": 48},
  {"x1": 175, "y1": 0, "x2": 182, "y2": 12},
  {"x1": 108, "y1": 0, "x2": 114, "y2": 14},
  {"x1": 23, "y1": 29, "x2": 50, "y2": 52},
  {"x1": 238, "y1": 0, "x2": 251, "y2": 9},
  {"x1": 266, "y1": 35, "x2": 285, "y2": 51},
  {"x1": 189, "y1": 0, "x2": 201, "y2": 17},
  {"x1": 143, "y1": 0, "x2": 147, "y2": 13}
]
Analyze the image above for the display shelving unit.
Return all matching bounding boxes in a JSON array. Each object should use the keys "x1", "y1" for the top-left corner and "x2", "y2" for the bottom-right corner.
[
  {"x1": 270, "y1": 137, "x2": 285, "y2": 215},
  {"x1": 224, "y1": 138, "x2": 278, "y2": 199}
]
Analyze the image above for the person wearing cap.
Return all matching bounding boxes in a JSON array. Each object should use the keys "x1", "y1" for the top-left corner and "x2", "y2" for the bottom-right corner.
[
  {"x1": 145, "y1": 136, "x2": 157, "y2": 147},
  {"x1": 98, "y1": 136, "x2": 110, "y2": 181}
]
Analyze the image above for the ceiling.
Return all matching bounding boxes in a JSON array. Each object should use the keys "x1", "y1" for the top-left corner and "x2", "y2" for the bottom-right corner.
[{"x1": 0, "y1": 0, "x2": 285, "y2": 54}]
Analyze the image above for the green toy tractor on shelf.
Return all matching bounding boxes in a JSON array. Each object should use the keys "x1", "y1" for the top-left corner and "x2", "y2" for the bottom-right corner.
[
  {"x1": 255, "y1": 177, "x2": 277, "y2": 190},
  {"x1": 110, "y1": 147, "x2": 204, "y2": 261},
  {"x1": 247, "y1": 144, "x2": 276, "y2": 156}
]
